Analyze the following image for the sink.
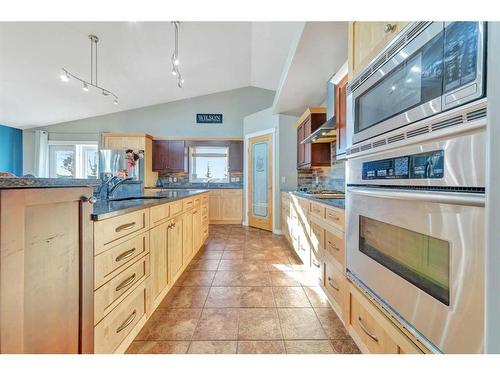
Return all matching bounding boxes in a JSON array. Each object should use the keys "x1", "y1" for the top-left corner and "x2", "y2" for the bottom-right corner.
[{"x1": 108, "y1": 196, "x2": 167, "y2": 201}]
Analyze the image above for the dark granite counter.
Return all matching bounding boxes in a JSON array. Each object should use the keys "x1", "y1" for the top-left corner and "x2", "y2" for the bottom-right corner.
[
  {"x1": 0, "y1": 177, "x2": 100, "y2": 189},
  {"x1": 92, "y1": 189, "x2": 208, "y2": 221},
  {"x1": 146, "y1": 184, "x2": 242, "y2": 190},
  {"x1": 289, "y1": 191, "x2": 345, "y2": 210}
]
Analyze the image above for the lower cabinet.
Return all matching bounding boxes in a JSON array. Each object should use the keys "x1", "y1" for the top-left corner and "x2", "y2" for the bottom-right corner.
[
  {"x1": 93, "y1": 192, "x2": 209, "y2": 353},
  {"x1": 208, "y1": 189, "x2": 242, "y2": 224}
]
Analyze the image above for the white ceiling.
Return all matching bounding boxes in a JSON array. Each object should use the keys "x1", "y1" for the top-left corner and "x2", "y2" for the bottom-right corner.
[
  {"x1": 0, "y1": 21, "x2": 299, "y2": 128},
  {"x1": 273, "y1": 22, "x2": 348, "y2": 116}
]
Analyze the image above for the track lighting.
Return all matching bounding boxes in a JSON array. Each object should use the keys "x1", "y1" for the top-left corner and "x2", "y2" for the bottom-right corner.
[
  {"x1": 171, "y1": 21, "x2": 184, "y2": 88},
  {"x1": 60, "y1": 34, "x2": 119, "y2": 104}
]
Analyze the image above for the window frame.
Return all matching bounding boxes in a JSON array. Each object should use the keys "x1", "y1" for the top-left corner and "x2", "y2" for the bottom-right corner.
[
  {"x1": 188, "y1": 145, "x2": 230, "y2": 183},
  {"x1": 47, "y1": 140, "x2": 99, "y2": 179}
]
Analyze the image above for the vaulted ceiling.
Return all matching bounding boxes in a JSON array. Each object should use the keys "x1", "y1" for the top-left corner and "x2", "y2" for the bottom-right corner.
[{"x1": 0, "y1": 21, "x2": 301, "y2": 127}]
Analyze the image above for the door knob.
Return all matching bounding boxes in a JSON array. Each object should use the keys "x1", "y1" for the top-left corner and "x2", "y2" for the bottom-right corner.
[
  {"x1": 384, "y1": 23, "x2": 396, "y2": 33},
  {"x1": 82, "y1": 195, "x2": 97, "y2": 204}
]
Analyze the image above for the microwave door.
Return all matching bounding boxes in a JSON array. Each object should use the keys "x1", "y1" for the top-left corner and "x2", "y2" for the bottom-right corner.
[{"x1": 350, "y1": 22, "x2": 444, "y2": 145}]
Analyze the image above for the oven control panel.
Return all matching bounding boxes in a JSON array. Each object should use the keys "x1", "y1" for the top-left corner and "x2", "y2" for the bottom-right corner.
[{"x1": 362, "y1": 150, "x2": 444, "y2": 180}]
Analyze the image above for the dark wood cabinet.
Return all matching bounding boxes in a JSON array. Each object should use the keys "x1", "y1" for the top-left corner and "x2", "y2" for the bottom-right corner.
[
  {"x1": 296, "y1": 108, "x2": 330, "y2": 169},
  {"x1": 228, "y1": 141, "x2": 243, "y2": 172},
  {"x1": 152, "y1": 140, "x2": 186, "y2": 172},
  {"x1": 335, "y1": 75, "x2": 348, "y2": 158}
]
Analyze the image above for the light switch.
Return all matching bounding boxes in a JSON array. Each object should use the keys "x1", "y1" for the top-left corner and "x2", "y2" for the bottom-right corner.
[{"x1": 281, "y1": 176, "x2": 286, "y2": 184}]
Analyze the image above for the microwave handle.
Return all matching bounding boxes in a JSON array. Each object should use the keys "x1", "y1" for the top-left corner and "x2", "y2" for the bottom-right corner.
[{"x1": 347, "y1": 187, "x2": 485, "y2": 207}]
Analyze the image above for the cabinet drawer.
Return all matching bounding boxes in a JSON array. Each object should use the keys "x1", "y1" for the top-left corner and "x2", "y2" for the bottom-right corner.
[
  {"x1": 183, "y1": 198, "x2": 194, "y2": 211},
  {"x1": 209, "y1": 189, "x2": 222, "y2": 196},
  {"x1": 325, "y1": 207, "x2": 345, "y2": 231},
  {"x1": 202, "y1": 195, "x2": 209, "y2": 204},
  {"x1": 325, "y1": 228, "x2": 345, "y2": 266},
  {"x1": 95, "y1": 209, "x2": 149, "y2": 251},
  {"x1": 94, "y1": 255, "x2": 150, "y2": 323},
  {"x1": 150, "y1": 203, "x2": 170, "y2": 226},
  {"x1": 222, "y1": 189, "x2": 242, "y2": 196},
  {"x1": 324, "y1": 261, "x2": 346, "y2": 310},
  {"x1": 298, "y1": 198, "x2": 310, "y2": 213},
  {"x1": 310, "y1": 221, "x2": 325, "y2": 253},
  {"x1": 310, "y1": 251, "x2": 323, "y2": 284},
  {"x1": 310, "y1": 203, "x2": 325, "y2": 219},
  {"x1": 194, "y1": 197, "x2": 202, "y2": 206},
  {"x1": 170, "y1": 200, "x2": 183, "y2": 216},
  {"x1": 94, "y1": 281, "x2": 148, "y2": 354},
  {"x1": 349, "y1": 287, "x2": 399, "y2": 354},
  {"x1": 94, "y1": 232, "x2": 149, "y2": 288}
]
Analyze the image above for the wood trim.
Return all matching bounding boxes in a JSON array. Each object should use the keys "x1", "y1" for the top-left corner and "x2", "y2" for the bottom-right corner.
[
  {"x1": 295, "y1": 107, "x2": 327, "y2": 128},
  {"x1": 247, "y1": 133, "x2": 273, "y2": 232},
  {"x1": 153, "y1": 136, "x2": 243, "y2": 141},
  {"x1": 102, "y1": 133, "x2": 153, "y2": 139}
]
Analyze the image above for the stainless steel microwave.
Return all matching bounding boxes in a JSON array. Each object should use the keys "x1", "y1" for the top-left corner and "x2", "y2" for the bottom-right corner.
[{"x1": 346, "y1": 22, "x2": 486, "y2": 146}]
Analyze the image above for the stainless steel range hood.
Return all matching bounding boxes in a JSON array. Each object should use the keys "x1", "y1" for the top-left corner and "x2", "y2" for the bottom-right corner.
[{"x1": 300, "y1": 116, "x2": 336, "y2": 144}]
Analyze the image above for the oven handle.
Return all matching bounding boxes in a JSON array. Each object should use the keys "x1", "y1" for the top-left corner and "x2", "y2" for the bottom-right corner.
[{"x1": 347, "y1": 187, "x2": 485, "y2": 207}]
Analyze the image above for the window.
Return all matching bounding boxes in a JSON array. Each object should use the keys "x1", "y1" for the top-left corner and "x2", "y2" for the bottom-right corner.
[
  {"x1": 48, "y1": 143, "x2": 98, "y2": 179},
  {"x1": 189, "y1": 146, "x2": 229, "y2": 183}
]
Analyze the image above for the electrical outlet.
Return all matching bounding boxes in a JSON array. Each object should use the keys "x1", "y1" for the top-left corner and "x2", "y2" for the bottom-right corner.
[{"x1": 281, "y1": 176, "x2": 286, "y2": 184}]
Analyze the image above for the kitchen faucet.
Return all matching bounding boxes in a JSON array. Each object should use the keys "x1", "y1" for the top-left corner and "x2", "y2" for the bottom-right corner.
[{"x1": 97, "y1": 174, "x2": 134, "y2": 200}]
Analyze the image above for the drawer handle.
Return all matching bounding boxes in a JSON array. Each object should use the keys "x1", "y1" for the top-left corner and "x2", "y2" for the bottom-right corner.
[
  {"x1": 357, "y1": 316, "x2": 379, "y2": 343},
  {"x1": 116, "y1": 309, "x2": 137, "y2": 333},
  {"x1": 327, "y1": 213, "x2": 340, "y2": 221},
  {"x1": 312, "y1": 259, "x2": 321, "y2": 268},
  {"x1": 327, "y1": 240, "x2": 340, "y2": 251},
  {"x1": 115, "y1": 248, "x2": 136, "y2": 262},
  {"x1": 115, "y1": 222, "x2": 136, "y2": 232},
  {"x1": 327, "y1": 277, "x2": 340, "y2": 291},
  {"x1": 116, "y1": 273, "x2": 137, "y2": 291}
]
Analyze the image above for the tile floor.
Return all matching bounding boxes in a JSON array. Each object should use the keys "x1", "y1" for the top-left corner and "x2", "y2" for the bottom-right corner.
[{"x1": 126, "y1": 224, "x2": 360, "y2": 354}]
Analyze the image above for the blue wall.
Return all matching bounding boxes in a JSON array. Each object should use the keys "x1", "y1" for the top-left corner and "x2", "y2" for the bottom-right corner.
[{"x1": 0, "y1": 124, "x2": 23, "y2": 176}]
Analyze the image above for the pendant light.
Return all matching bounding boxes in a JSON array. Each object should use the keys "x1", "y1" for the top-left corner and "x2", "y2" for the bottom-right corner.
[{"x1": 60, "y1": 34, "x2": 119, "y2": 105}]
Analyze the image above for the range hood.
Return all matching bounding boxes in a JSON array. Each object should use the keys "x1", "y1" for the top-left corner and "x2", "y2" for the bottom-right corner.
[{"x1": 300, "y1": 116, "x2": 336, "y2": 144}]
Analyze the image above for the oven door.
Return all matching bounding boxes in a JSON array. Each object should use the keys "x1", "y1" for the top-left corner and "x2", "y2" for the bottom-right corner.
[{"x1": 346, "y1": 186, "x2": 484, "y2": 353}]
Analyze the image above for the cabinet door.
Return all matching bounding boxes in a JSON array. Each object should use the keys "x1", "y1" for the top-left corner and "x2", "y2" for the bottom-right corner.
[
  {"x1": 152, "y1": 140, "x2": 169, "y2": 171},
  {"x1": 183, "y1": 211, "x2": 194, "y2": 264},
  {"x1": 208, "y1": 195, "x2": 221, "y2": 221},
  {"x1": 168, "y1": 216, "x2": 184, "y2": 283},
  {"x1": 166, "y1": 140, "x2": 186, "y2": 172},
  {"x1": 193, "y1": 208, "x2": 202, "y2": 251},
  {"x1": 297, "y1": 125, "x2": 304, "y2": 167},
  {"x1": 149, "y1": 222, "x2": 168, "y2": 302},
  {"x1": 228, "y1": 141, "x2": 243, "y2": 172},
  {"x1": 221, "y1": 196, "x2": 243, "y2": 222},
  {"x1": 335, "y1": 74, "x2": 348, "y2": 158},
  {"x1": 303, "y1": 119, "x2": 312, "y2": 167},
  {"x1": 0, "y1": 187, "x2": 94, "y2": 353},
  {"x1": 348, "y1": 22, "x2": 408, "y2": 80}
]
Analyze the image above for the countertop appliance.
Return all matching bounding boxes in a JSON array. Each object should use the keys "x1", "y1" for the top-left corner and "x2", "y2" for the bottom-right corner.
[
  {"x1": 346, "y1": 21, "x2": 486, "y2": 148},
  {"x1": 345, "y1": 97, "x2": 487, "y2": 353},
  {"x1": 99, "y1": 149, "x2": 144, "y2": 181}
]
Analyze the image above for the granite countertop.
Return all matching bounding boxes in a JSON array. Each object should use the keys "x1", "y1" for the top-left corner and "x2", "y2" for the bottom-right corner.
[
  {"x1": 146, "y1": 185, "x2": 243, "y2": 190},
  {"x1": 91, "y1": 189, "x2": 209, "y2": 221},
  {"x1": 0, "y1": 177, "x2": 100, "y2": 189},
  {"x1": 289, "y1": 191, "x2": 345, "y2": 210}
]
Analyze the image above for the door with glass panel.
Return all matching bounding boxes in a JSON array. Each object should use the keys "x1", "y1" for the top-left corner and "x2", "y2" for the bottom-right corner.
[{"x1": 248, "y1": 133, "x2": 273, "y2": 231}]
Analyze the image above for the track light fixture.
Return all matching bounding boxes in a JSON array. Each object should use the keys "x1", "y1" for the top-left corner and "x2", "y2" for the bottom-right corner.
[
  {"x1": 171, "y1": 21, "x2": 184, "y2": 88},
  {"x1": 60, "y1": 34, "x2": 119, "y2": 104}
]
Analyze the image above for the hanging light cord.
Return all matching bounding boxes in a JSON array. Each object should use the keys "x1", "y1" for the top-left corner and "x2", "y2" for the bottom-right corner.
[
  {"x1": 171, "y1": 21, "x2": 184, "y2": 88},
  {"x1": 60, "y1": 34, "x2": 118, "y2": 104}
]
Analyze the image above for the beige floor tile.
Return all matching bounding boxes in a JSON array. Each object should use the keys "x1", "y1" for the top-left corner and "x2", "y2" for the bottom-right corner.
[
  {"x1": 314, "y1": 308, "x2": 350, "y2": 339},
  {"x1": 192, "y1": 308, "x2": 240, "y2": 340},
  {"x1": 177, "y1": 271, "x2": 215, "y2": 286},
  {"x1": 269, "y1": 271, "x2": 302, "y2": 286},
  {"x1": 237, "y1": 341, "x2": 286, "y2": 354},
  {"x1": 273, "y1": 287, "x2": 312, "y2": 307},
  {"x1": 196, "y1": 250, "x2": 223, "y2": 260},
  {"x1": 221, "y1": 251, "x2": 245, "y2": 260},
  {"x1": 137, "y1": 309, "x2": 201, "y2": 341},
  {"x1": 330, "y1": 339, "x2": 361, "y2": 354},
  {"x1": 126, "y1": 341, "x2": 190, "y2": 354},
  {"x1": 212, "y1": 271, "x2": 270, "y2": 286},
  {"x1": 225, "y1": 244, "x2": 244, "y2": 251},
  {"x1": 240, "y1": 286, "x2": 276, "y2": 307},
  {"x1": 278, "y1": 308, "x2": 328, "y2": 340},
  {"x1": 159, "y1": 286, "x2": 209, "y2": 308},
  {"x1": 303, "y1": 286, "x2": 331, "y2": 308},
  {"x1": 205, "y1": 287, "x2": 242, "y2": 307},
  {"x1": 187, "y1": 341, "x2": 237, "y2": 354},
  {"x1": 238, "y1": 308, "x2": 282, "y2": 340},
  {"x1": 284, "y1": 340, "x2": 335, "y2": 354},
  {"x1": 187, "y1": 259, "x2": 221, "y2": 271}
]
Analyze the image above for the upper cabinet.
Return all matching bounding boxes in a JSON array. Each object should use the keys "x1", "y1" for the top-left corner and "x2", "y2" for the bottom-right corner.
[
  {"x1": 296, "y1": 108, "x2": 331, "y2": 170},
  {"x1": 348, "y1": 22, "x2": 409, "y2": 80},
  {"x1": 228, "y1": 141, "x2": 243, "y2": 172},
  {"x1": 335, "y1": 74, "x2": 348, "y2": 159},
  {"x1": 152, "y1": 140, "x2": 187, "y2": 172},
  {"x1": 102, "y1": 133, "x2": 158, "y2": 187}
]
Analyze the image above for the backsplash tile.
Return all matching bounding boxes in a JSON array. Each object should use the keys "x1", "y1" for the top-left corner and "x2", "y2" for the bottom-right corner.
[{"x1": 158, "y1": 171, "x2": 243, "y2": 188}]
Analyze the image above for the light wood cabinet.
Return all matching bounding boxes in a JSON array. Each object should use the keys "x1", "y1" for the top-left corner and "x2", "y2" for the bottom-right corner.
[
  {"x1": 348, "y1": 22, "x2": 409, "y2": 80},
  {"x1": 102, "y1": 133, "x2": 158, "y2": 188},
  {"x1": 168, "y1": 216, "x2": 184, "y2": 284},
  {"x1": 183, "y1": 210, "x2": 194, "y2": 264},
  {"x1": 0, "y1": 187, "x2": 94, "y2": 354},
  {"x1": 193, "y1": 206, "x2": 203, "y2": 251},
  {"x1": 149, "y1": 221, "x2": 169, "y2": 307},
  {"x1": 208, "y1": 189, "x2": 242, "y2": 224}
]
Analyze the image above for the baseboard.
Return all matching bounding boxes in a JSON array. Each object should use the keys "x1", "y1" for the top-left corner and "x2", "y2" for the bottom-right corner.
[
  {"x1": 210, "y1": 220, "x2": 243, "y2": 225},
  {"x1": 242, "y1": 221, "x2": 248, "y2": 226},
  {"x1": 273, "y1": 229, "x2": 283, "y2": 235}
]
